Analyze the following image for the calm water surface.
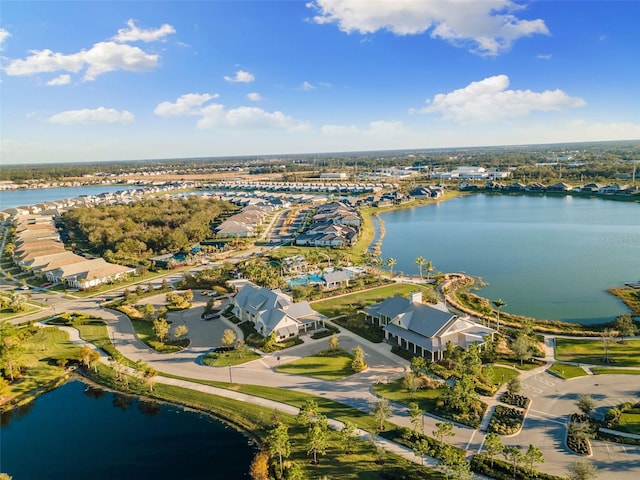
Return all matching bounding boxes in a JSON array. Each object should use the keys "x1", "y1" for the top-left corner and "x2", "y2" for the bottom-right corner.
[
  {"x1": 0, "y1": 381, "x2": 255, "y2": 479},
  {"x1": 381, "y1": 194, "x2": 640, "y2": 324},
  {"x1": 0, "y1": 185, "x2": 145, "y2": 210}
]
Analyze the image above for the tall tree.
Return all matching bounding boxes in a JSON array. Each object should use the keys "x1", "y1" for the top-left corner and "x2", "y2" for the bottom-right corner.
[
  {"x1": 492, "y1": 298, "x2": 507, "y2": 332},
  {"x1": 614, "y1": 314, "x2": 636, "y2": 343},
  {"x1": 297, "y1": 399, "x2": 320, "y2": 426},
  {"x1": 408, "y1": 402, "x2": 424, "y2": 436},
  {"x1": 425, "y1": 260, "x2": 434, "y2": 282},
  {"x1": 432, "y1": 421, "x2": 455, "y2": 446},
  {"x1": 372, "y1": 398, "x2": 392, "y2": 431},
  {"x1": 576, "y1": 394, "x2": 596, "y2": 417},
  {"x1": 339, "y1": 421, "x2": 358, "y2": 455},
  {"x1": 351, "y1": 345, "x2": 367, "y2": 372},
  {"x1": 403, "y1": 372, "x2": 419, "y2": 400},
  {"x1": 524, "y1": 444, "x2": 545, "y2": 474},
  {"x1": 328, "y1": 333, "x2": 340, "y2": 352},
  {"x1": 387, "y1": 257, "x2": 397, "y2": 277},
  {"x1": 413, "y1": 438, "x2": 430, "y2": 466},
  {"x1": 266, "y1": 422, "x2": 290, "y2": 478},
  {"x1": 306, "y1": 415, "x2": 329, "y2": 465},
  {"x1": 153, "y1": 318, "x2": 170, "y2": 343},
  {"x1": 415, "y1": 256, "x2": 426, "y2": 280},
  {"x1": 512, "y1": 334, "x2": 531, "y2": 366},
  {"x1": 483, "y1": 432, "x2": 504, "y2": 468},
  {"x1": 568, "y1": 460, "x2": 598, "y2": 480},
  {"x1": 601, "y1": 328, "x2": 616, "y2": 364},
  {"x1": 503, "y1": 446, "x2": 523, "y2": 477}
]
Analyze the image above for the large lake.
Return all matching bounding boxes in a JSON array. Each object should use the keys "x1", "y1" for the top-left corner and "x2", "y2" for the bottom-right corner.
[
  {"x1": 0, "y1": 381, "x2": 255, "y2": 479},
  {"x1": 0, "y1": 185, "x2": 145, "y2": 211},
  {"x1": 380, "y1": 194, "x2": 640, "y2": 324}
]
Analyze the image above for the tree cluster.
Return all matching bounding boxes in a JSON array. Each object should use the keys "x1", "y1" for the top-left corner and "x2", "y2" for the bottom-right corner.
[{"x1": 62, "y1": 197, "x2": 235, "y2": 262}]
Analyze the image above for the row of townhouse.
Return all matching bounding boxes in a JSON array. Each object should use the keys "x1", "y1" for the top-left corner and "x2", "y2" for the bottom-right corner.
[
  {"x1": 471, "y1": 181, "x2": 638, "y2": 196},
  {"x1": 295, "y1": 202, "x2": 361, "y2": 248},
  {"x1": 12, "y1": 215, "x2": 134, "y2": 290},
  {"x1": 1, "y1": 183, "x2": 193, "y2": 220},
  {"x1": 214, "y1": 205, "x2": 273, "y2": 238},
  {"x1": 200, "y1": 190, "x2": 328, "y2": 206},
  {"x1": 202, "y1": 180, "x2": 386, "y2": 194}
]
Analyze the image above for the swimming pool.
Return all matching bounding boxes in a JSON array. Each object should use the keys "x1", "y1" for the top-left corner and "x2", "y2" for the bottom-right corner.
[{"x1": 288, "y1": 274, "x2": 324, "y2": 287}]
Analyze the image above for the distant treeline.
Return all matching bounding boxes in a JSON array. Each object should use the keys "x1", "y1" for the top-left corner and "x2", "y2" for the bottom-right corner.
[
  {"x1": 61, "y1": 197, "x2": 236, "y2": 264},
  {"x1": 2, "y1": 140, "x2": 638, "y2": 183}
]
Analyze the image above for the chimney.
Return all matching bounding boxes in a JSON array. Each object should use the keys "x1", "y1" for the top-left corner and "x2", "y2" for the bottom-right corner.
[{"x1": 409, "y1": 291, "x2": 422, "y2": 304}]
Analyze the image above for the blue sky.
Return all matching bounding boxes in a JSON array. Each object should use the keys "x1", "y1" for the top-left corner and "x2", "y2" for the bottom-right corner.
[{"x1": 1, "y1": 1, "x2": 639, "y2": 165}]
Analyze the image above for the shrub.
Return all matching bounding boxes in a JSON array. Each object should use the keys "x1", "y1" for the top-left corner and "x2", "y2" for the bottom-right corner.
[
  {"x1": 488, "y1": 405, "x2": 525, "y2": 435},
  {"x1": 501, "y1": 391, "x2": 531, "y2": 409}
]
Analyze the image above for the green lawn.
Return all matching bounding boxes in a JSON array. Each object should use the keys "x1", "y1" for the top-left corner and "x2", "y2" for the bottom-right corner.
[
  {"x1": 202, "y1": 348, "x2": 261, "y2": 366},
  {"x1": 276, "y1": 350, "x2": 355, "y2": 380},
  {"x1": 312, "y1": 283, "x2": 437, "y2": 318},
  {"x1": 150, "y1": 383, "x2": 445, "y2": 480},
  {"x1": 555, "y1": 338, "x2": 640, "y2": 367},
  {"x1": 373, "y1": 378, "x2": 445, "y2": 413},
  {"x1": 547, "y1": 362, "x2": 589, "y2": 379},
  {"x1": 5, "y1": 327, "x2": 79, "y2": 401},
  {"x1": 129, "y1": 318, "x2": 185, "y2": 353},
  {"x1": 485, "y1": 365, "x2": 521, "y2": 386},
  {"x1": 494, "y1": 358, "x2": 545, "y2": 371},
  {"x1": 616, "y1": 413, "x2": 640, "y2": 435},
  {"x1": 592, "y1": 367, "x2": 640, "y2": 375}
]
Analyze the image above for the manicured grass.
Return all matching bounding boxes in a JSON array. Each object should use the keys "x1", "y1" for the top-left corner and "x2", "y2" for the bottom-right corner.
[
  {"x1": 494, "y1": 358, "x2": 545, "y2": 371},
  {"x1": 555, "y1": 338, "x2": 640, "y2": 367},
  {"x1": 312, "y1": 283, "x2": 437, "y2": 318},
  {"x1": 373, "y1": 378, "x2": 444, "y2": 413},
  {"x1": 616, "y1": 413, "x2": 640, "y2": 435},
  {"x1": 547, "y1": 362, "x2": 589, "y2": 379},
  {"x1": 202, "y1": 348, "x2": 261, "y2": 366},
  {"x1": 5, "y1": 327, "x2": 79, "y2": 401},
  {"x1": 592, "y1": 367, "x2": 640, "y2": 375},
  {"x1": 276, "y1": 350, "x2": 355, "y2": 380},
  {"x1": 485, "y1": 365, "x2": 521, "y2": 386},
  {"x1": 153, "y1": 384, "x2": 444, "y2": 480},
  {"x1": 130, "y1": 318, "x2": 184, "y2": 353}
]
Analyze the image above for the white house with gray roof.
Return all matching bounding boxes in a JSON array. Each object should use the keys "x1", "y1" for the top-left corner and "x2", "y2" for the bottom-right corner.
[
  {"x1": 364, "y1": 291, "x2": 494, "y2": 361},
  {"x1": 232, "y1": 282, "x2": 326, "y2": 340}
]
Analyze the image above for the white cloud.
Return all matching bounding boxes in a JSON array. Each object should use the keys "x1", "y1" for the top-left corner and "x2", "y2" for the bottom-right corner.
[
  {"x1": 154, "y1": 92, "x2": 307, "y2": 131},
  {"x1": 412, "y1": 75, "x2": 586, "y2": 122},
  {"x1": 112, "y1": 19, "x2": 176, "y2": 43},
  {"x1": 47, "y1": 74, "x2": 71, "y2": 86},
  {"x1": 308, "y1": 0, "x2": 549, "y2": 56},
  {"x1": 4, "y1": 21, "x2": 169, "y2": 80},
  {"x1": 154, "y1": 93, "x2": 219, "y2": 116},
  {"x1": 0, "y1": 28, "x2": 11, "y2": 50},
  {"x1": 82, "y1": 42, "x2": 160, "y2": 80},
  {"x1": 301, "y1": 81, "x2": 315, "y2": 91},
  {"x1": 5, "y1": 49, "x2": 85, "y2": 76},
  {"x1": 247, "y1": 92, "x2": 263, "y2": 101},
  {"x1": 48, "y1": 107, "x2": 135, "y2": 125},
  {"x1": 536, "y1": 53, "x2": 552, "y2": 60},
  {"x1": 223, "y1": 69, "x2": 255, "y2": 83}
]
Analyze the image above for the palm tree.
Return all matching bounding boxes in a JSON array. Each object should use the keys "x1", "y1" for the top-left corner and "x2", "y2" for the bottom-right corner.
[
  {"x1": 387, "y1": 257, "x2": 397, "y2": 277},
  {"x1": 415, "y1": 256, "x2": 426, "y2": 279},
  {"x1": 492, "y1": 298, "x2": 507, "y2": 332},
  {"x1": 425, "y1": 260, "x2": 434, "y2": 282}
]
